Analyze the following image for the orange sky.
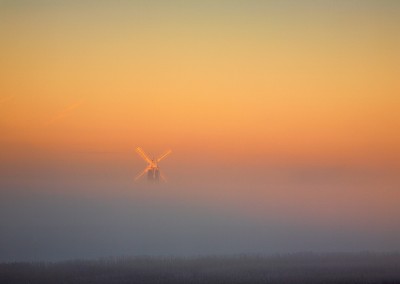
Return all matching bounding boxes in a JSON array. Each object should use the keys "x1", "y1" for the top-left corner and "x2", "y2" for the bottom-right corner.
[{"x1": 1, "y1": 1, "x2": 399, "y2": 166}]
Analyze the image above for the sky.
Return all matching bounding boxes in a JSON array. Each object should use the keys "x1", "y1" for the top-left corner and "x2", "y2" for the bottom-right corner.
[{"x1": 0, "y1": 0, "x2": 400, "y2": 261}]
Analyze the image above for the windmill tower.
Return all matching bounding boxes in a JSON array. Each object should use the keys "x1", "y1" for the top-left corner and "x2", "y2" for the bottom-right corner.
[{"x1": 135, "y1": 147, "x2": 171, "y2": 183}]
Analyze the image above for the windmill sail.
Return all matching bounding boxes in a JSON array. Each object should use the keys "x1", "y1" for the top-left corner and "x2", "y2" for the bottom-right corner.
[{"x1": 135, "y1": 147, "x2": 171, "y2": 183}]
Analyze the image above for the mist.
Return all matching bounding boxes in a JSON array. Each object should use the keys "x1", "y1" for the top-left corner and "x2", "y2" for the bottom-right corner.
[{"x1": 1, "y1": 151, "x2": 399, "y2": 262}]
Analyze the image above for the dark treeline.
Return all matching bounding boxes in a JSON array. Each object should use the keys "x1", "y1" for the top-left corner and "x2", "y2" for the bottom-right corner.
[{"x1": 1, "y1": 253, "x2": 400, "y2": 284}]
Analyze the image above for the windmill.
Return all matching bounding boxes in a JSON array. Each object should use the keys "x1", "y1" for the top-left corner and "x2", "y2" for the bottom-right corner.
[{"x1": 135, "y1": 147, "x2": 171, "y2": 183}]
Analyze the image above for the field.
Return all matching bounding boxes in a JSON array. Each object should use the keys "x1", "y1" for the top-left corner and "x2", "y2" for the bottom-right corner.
[{"x1": 1, "y1": 253, "x2": 400, "y2": 284}]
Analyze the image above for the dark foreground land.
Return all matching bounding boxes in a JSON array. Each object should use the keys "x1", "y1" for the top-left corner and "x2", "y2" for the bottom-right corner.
[{"x1": 1, "y1": 253, "x2": 400, "y2": 284}]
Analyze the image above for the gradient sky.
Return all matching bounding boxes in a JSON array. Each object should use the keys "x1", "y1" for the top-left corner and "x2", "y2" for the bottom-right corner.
[{"x1": 1, "y1": 0, "x2": 400, "y2": 261}]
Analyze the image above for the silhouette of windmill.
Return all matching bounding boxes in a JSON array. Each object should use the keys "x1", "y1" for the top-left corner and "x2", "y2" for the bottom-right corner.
[{"x1": 135, "y1": 147, "x2": 171, "y2": 183}]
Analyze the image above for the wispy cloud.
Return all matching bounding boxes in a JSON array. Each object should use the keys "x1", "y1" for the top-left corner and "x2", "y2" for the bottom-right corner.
[{"x1": 45, "y1": 98, "x2": 84, "y2": 126}]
